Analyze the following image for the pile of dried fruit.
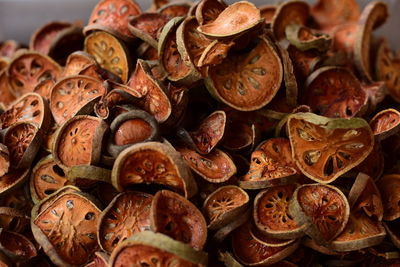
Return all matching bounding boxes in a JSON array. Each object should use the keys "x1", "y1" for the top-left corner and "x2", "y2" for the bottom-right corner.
[{"x1": 0, "y1": 0, "x2": 400, "y2": 266}]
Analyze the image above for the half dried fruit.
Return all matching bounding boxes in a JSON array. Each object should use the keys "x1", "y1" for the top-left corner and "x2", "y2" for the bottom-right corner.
[
  {"x1": 377, "y1": 174, "x2": 400, "y2": 221},
  {"x1": 370, "y1": 108, "x2": 400, "y2": 141}
]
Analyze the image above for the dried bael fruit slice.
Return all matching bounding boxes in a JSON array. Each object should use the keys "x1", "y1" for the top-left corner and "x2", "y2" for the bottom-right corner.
[
  {"x1": 98, "y1": 191, "x2": 152, "y2": 253},
  {"x1": 289, "y1": 184, "x2": 350, "y2": 244},
  {"x1": 150, "y1": 190, "x2": 207, "y2": 250},
  {"x1": 112, "y1": 141, "x2": 197, "y2": 198},
  {"x1": 370, "y1": 109, "x2": 400, "y2": 141},
  {"x1": 259, "y1": 5, "x2": 277, "y2": 25},
  {"x1": 0, "y1": 145, "x2": 9, "y2": 177},
  {"x1": 285, "y1": 24, "x2": 331, "y2": 52},
  {"x1": 377, "y1": 174, "x2": 400, "y2": 221},
  {"x1": 6, "y1": 51, "x2": 62, "y2": 97},
  {"x1": 62, "y1": 51, "x2": 98, "y2": 78},
  {"x1": 203, "y1": 185, "x2": 249, "y2": 230},
  {"x1": 178, "y1": 147, "x2": 236, "y2": 183},
  {"x1": 197, "y1": 1, "x2": 261, "y2": 38},
  {"x1": 84, "y1": 31, "x2": 131, "y2": 83},
  {"x1": 158, "y1": 2, "x2": 192, "y2": 19},
  {"x1": 50, "y1": 75, "x2": 107, "y2": 125},
  {"x1": 29, "y1": 21, "x2": 72, "y2": 54},
  {"x1": 352, "y1": 142, "x2": 384, "y2": 180},
  {"x1": 254, "y1": 184, "x2": 306, "y2": 239},
  {"x1": 304, "y1": 67, "x2": 367, "y2": 118},
  {"x1": 0, "y1": 169, "x2": 30, "y2": 197},
  {"x1": 195, "y1": 0, "x2": 226, "y2": 26},
  {"x1": 250, "y1": 226, "x2": 296, "y2": 248},
  {"x1": 0, "y1": 207, "x2": 30, "y2": 233},
  {"x1": 0, "y1": 71, "x2": 16, "y2": 108},
  {"x1": 0, "y1": 228, "x2": 37, "y2": 262},
  {"x1": 109, "y1": 231, "x2": 208, "y2": 267},
  {"x1": 52, "y1": 115, "x2": 108, "y2": 170},
  {"x1": 311, "y1": 0, "x2": 360, "y2": 30},
  {"x1": 241, "y1": 138, "x2": 298, "y2": 189},
  {"x1": 287, "y1": 113, "x2": 374, "y2": 183},
  {"x1": 32, "y1": 191, "x2": 101, "y2": 266},
  {"x1": 128, "y1": 13, "x2": 170, "y2": 48},
  {"x1": 231, "y1": 221, "x2": 300, "y2": 266},
  {"x1": 34, "y1": 79, "x2": 54, "y2": 101},
  {"x1": 206, "y1": 37, "x2": 282, "y2": 111}
]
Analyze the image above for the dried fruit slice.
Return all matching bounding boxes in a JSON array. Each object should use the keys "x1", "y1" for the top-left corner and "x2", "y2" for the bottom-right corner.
[
  {"x1": 0, "y1": 169, "x2": 30, "y2": 197},
  {"x1": 84, "y1": 31, "x2": 130, "y2": 83},
  {"x1": 197, "y1": 39, "x2": 234, "y2": 68},
  {"x1": 52, "y1": 115, "x2": 108, "y2": 170},
  {"x1": 287, "y1": 44, "x2": 321, "y2": 82},
  {"x1": 212, "y1": 208, "x2": 251, "y2": 244},
  {"x1": 285, "y1": 24, "x2": 331, "y2": 52},
  {"x1": 178, "y1": 147, "x2": 236, "y2": 183},
  {"x1": 62, "y1": 51, "x2": 98, "y2": 78},
  {"x1": 29, "y1": 21, "x2": 72, "y2": 54},
  {"x1": 259, "y1": 5, "x2": 277, "y2": 25},
  {"x1": 370, "y1": 109, "x2": 400, "y2": 141},
  {"x1": 203, "y1": 185, "x2": 249, "y2": 230},
  {"x1": 128, "y1": 13, "x2": 170, "y2": 48},
  {"x1": 112, "y1": 141, "x2": 197, "y2": 198},
  {"x1": 206, "y1": 37, "x2": 282, "y2": 111},
  {"x1": 0, "y1": 145, "x2": 9, "y2": 177},
  {"x1": 197, "y1": 2, "x2": 261, "y2": 38},
  {"x1": 0, "y1": 71, "x2": 16, "y2": 108},
  {"x1": 34, "y1": 79, "x2": 54, "y2": 101},
  {"x1": 250, "y1": 226, "x2": 296, "y2": 247},
  {"x1": 66, "y1": 165, "x2": 111, "y2": 187},
  {"x1": 195, "y1": 0, "x2": 226, "y2": 26},
  {"x1": 158, "y1": 2, "x2": 192, "y2": 19},
  {"x1": 98, "y1": 191, "x2": 152, "y2": 253},
  {"x1": 377, "y1": 174, "x2": 400, "y2": 221},
  {"x1": 6, "y1": 51, "x2": 62, "y2": 97},
  {"x1": 289, "y1": 184, "x2": 350, "y2": 244},
  {"x1": 150, "y1": 190, "x2": 207, "y2": 250},
  {"x1": 0, "y1": 229, "x2": 37, "y2": 262},
  {"x1": 0, "y1": 207, "x2": 30, "y2": 233},
  {"x1": 32, "y1": 191, "x2": 101, "y2": 266},
  {"x1": 304, "y1": 67, "x2": 367, "y2": 118},
  {"x1": 287, "y1": 113, "x2": 374, "y2": 183},
  {"x1": 254, "y1": 184, "x2": 306, "y2": 239},
  {"x1": 221, "y1": 121, "x2": 258, "y2": 153},
  {"x1": 311, "y1": 0, "x2": 360, "y2": 30},
  {"x1": 109, "y1": 231, "x2": 208, "y2": 267},
  {"x1": 49, "y1": 75, "x2": 107, "y2": 125}
]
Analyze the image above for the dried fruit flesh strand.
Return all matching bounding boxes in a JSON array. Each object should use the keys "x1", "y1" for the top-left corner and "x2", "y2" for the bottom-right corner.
[
  {"x1": 98, "y1": 191, "x2": 152, "y2": 253},
  {"x1": 311, "y1": 0, "x2": 360, "y2": 30},
  {"x1": 159, "y1": 2, "x2": 191, "y2": 19},
  {"x1": 287, "y1": 113, "x2": 374, "y2": 183},
  {"x1": 377, "y1": 174, "x2": 400, "y2": 221},
  {"x1": 370, "y1": 109, "x2": 400, "y2": 140}
]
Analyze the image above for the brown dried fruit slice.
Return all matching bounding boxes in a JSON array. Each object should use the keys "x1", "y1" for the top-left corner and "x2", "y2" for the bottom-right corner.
[
  {"x1": 289, "y1": 184, "x2": 350, "y2": 244},
  {"x1": 62, "y1": 51, "x2": 98, "y2": 78},
  {"x1": 158, "y1": 2, "x2": 192, "y2": 19},
  {"x1": 150, "y1": 190, "x2": 207, "y2": 250},
  {"x1": 287, "y1": 44, "x2": 321, "y2": 82},
  {"x1": 34, "y1": 79, "x2": 54, "y2": 101},
  {"x1": 49, "y1": 75, "x2": 107, "y2": 125},
  {"x1": 109, "y1": 231, "x2": 208, "y2": 267},
  {"x1": 0, "y1": 229, "x2": 37, "y2": 262},
  {"x1": 52, "y1": 115, "x2": 108, "y2": 170},
  {"x1": 212, "y1": 208, "x2": 251, "y2": 244},
  {"x1": 311, "y1": 0, "x2": 360, "y2": 30},
  {"x1": 276, "y1": 43, "x2": 298, "y2": 109},
  {"x1": 84, "y1": 31, "x2": 130, "y2": 83},
  {"x1": 287, "y1": 113, "x2": 374, "y2": 183},
  {"x1": 112, "y1": 141, "x2": 197, "y2": 198},
  {"x1": 250, "y1": 226, "x2": 296, "y2": 247},
  {"x1": 86, "y1": 0, "x2": 142, "y2": 41},
  {"x1": 271, "y1": 1, "x2": 310, "y2": 41},
  {"x1": 377, "y1": 174, "x2": 400, "y2": 221},
  {"x1": 6, "y1": 51, "x2": 62, "y2": 97},
  {"x1": 195, "y1": 0, "x2": 226, "y2": 25},
  {"x1": 221, "y1": 121, "x2": 258, "y2": 153},
  {"x1": 178, "y1": 147, "x2": 236, "y2": 183},
  {"x1": 285, "y1": 24, "x2": 332, "y2": 52},
  {"x1": 4, "y1": 122, "x2": 42, "y2": 169},
  {"x1": 206, "y1": 37, "x2": 282, "y2": 111},
  {"x1": 0, "y1": 71, "x2": 16, "y2": 108},
  {"x1": 370, "y1": 108, "x2": 400, "y2": 141},
  {"x1": 331, "y1": 23, "x2": 358, "y2": 55},
  {"x1": 128, "y1": 13, "x2": 170, "y2": 48},
  {"x1": 203, "y1": 185, "x2": 249, "y2": 230},
  {"x1": 32, "y1": 191, "x2": 101, "y2": 266},
  {"x1": 29, "y1": 21, "x2": 72, "y2": 54},
  {"x1": 98, "y1": 191, "x2": 152, "y2": 253},
  {"x1": 352, "y1": 142, "x2": 384, "y2": 180},
  {"x1": 0, "y1": 169, "x2": 30, "y2": 197},
  {"x1": 0, "y1": 145, "x2": 9, "y2": 177},
  {"x1": 304, "y1": 67, "x2": 368, "y2": 118},
  {"x1": 0, "y1": 207, "x2": 30, "y2": 233},
  {"x1": 197, "y1": 2, "x2": 261, "y2": 38},
  {"x1": 254, "y1": 184, "x2": 306, "y2": 239},
  {"x1": 30, "y1": 155, "x2": 68, "y2": 204}
]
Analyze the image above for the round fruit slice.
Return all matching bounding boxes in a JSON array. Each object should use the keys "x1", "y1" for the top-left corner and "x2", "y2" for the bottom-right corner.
[
  {"x1": 0, "y1": 169, "x2": 30, "y2": 197},
  {"x1": 289, "y1": 184, "x2": 350, "y2": 244},
  {"x1": 6, "y1": 51, "x2": 62, "y2": 97},
  {"x1": 98, "y1": 191, "x2": 153, "y2": 253},
  {"x1": 128, "y1": 13, "x2": 169, "y2": 48},
  {"x1": 287, "y1": 112, "x2": 374, "y2": 183},
  {"x1": 250, "y1": 226, "x2": 296, "y2": 248},
  {"x1": 304, "y1": 67, "x2": 367, "y2": 118},
  {"x1": 285, "y1": 24, "x2": 332, "y2": 52},
  {"x1": 370, "y1": 108, "x2": 400, "y2": 141},
  {"x1": 195, "y1": 0, "x2": 226, "y2": 25},
  {"x1": 311, "y1": 0, "x2": 360, "y2": 30},
  {"x1": 151, "y1": 190, "x2": 207, "y2": 250},
  {"x1": 32, "y1": 191, "x2": 101, "y2": 266},
  {"x1": 109, "y1": 231, "x2": 208, "y2": 267},
  {"x1": 112, "y1": 141, "x2": 197, "y2": 198},
  {"x1": 377, "y1": 174, "x2": 400, "y2": 221},
  {"x1": 0, "y1": 229, "x2": 37, "y2": 262},
  {"x1": 29, "y1": 21, "x2": 72, "y2": 54},
  {"x1": 84, "y1": 31, "x2": 130, "y2": 83},
  {"x1": 205, "y1": 37, "x2": 283, "y2": 111},
  {"x1": 49, "y1": 75, "x2": 107, "y2": 125},
  {"x1": 52, "y1": 115, "x2": 108, "y2": 170},
  {"x1": 62, "y1": 51, "x2": 98, "y2": 78},
  {"x1": 203, "y1": 185, "x2": 249, "y2": 230},
  {"x1": 254, "y1": 184, "x2": 306, "y2": 239}
]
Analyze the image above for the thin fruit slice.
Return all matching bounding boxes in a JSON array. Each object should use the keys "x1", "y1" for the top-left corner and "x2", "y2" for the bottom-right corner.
[
  {"x1": 289, "y1": 184, "x2": 350, "y2": 244},
  {"x1": 0, "y1": 169, "x2": 30, "y2": 197},
  {"x1": 0, "y1": 145, "x2": 9, "y2": 177},
  {"x1": 195, "y1": 0, "x2": 226, "y2": 25},
  {"x1": 0, "y1": 40, "x2": 20, "y2": 58},
  {"x1": 370, "y1": 108, "x2": 400, "y2": 141},
  {"x1": 112, "y1": 141, "x2": 197, "y2": 198},
  {"x1": 377, "y1": 174, "x2": 400, "y2": 221},
  {"x1": 151, "y1": 190, "x2": 207, "y2": 250},
  {"x1": 34, "y1": 79, "x2": 54, "y2": 100},
  {"x1": 206, "y1": 37, "x2": 282, "y2": 111},
  {"x1": 250, "y1": 225, "x2": 297, "y2": 248},
  {"x1": 62, "y1": 51, "x2": 98, "y2": 78},
  {"x1": 260, "y1": 5, "x2": 277, "y2": 25},
  {"x1": 109, "y1": 231, "x2": 208, "y2": 267},
  {"x1": 285, "y1": 24, "x2": 331, "y2": 52},
  {"x1": 311, "y1": 0, "x2": 360, "y2": 30},
  {"x1": 98, "y1": 191, "x2": 152, "y2": 253},
  {"x1": 287, "y1": 112, "x2": 374, "y2": 183},
  {"x1": 203, "y1": 185, "x2": 249, "y2": 230},
  {"x1": 128, "y1": 13, "x2": 170, "y2": 48},
  {"x1": 212, "y1": 208, "x2": 251, "y2": 244},
  {"x1": 254, "y1": 184, "x2": 306, "y2": 239},
  {"x1": 0, "y1": 229, "x2": 37, "y2": 262},
  {"x1": 276, "y1": 43, "x2": 298, "y2": 108}
]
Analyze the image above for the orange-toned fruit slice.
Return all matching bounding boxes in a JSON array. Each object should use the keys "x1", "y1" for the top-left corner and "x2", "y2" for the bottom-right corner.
[
  {"x1": 377, "y1": 174, "x2": 400, "y2": 221},
  {"x1": 370, "y1": 108, "x2": 400, "y2": 141}
]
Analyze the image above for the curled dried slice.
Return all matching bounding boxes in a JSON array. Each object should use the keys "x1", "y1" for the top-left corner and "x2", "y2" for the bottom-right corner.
[
  {"x1": 203, "y1": 185, "x2": 249, "y2": 230},
  {"x1": 98, "y1": 191, "x2": 152, "y2": 253},
  {"x1": 109, "y1": 231, "x2": 208, "y2": 267},
  {"x1": 0, "y1": 229, "x2": 37, "y2": 262},
  {"x1": 84, "y1": 31, "x2": 130, "y2": 83},
  {"x1": 32, "y1": 191, "x2": 101, "y2": 266},
  {"x1": 289, "y1": 184, "x2": 350, "y2": 244},
  {"x1": 197, "y1": 1, "x2": 261, "y2": 38},
  {"x1": 0, "y1": 145, "x2": 9, "y2": 177},
  {"x1": 158, "y1": 2, "x2": 192, "y2": 19},
  {"x1": 62, "y1": 51, "x2": 98, "y2": 78},
  {"x1": 287, "y1": 44, "x2": 321, "y2": 82},
  {"x1": 29, "y1": 21, "x2": 72, "y2": 54},
  {"x1": 0, "y1": 71, "x2": 16, "y2": 108},
  {"x1": 352, "y1": 142, "x2": 384, "y2": 180},
  {"x1": 254, "y1": 184, "x2": 306, "y2": 239},
  {"x1": 285, "y1": 24, "x2": 331, "y2": 52},
  {"x1": 0, "y1": 207, "x2": 30, "y2": 233},
  {"x1": 250, "y1": 226, "x2": 296, "y2": 248},
  {"x1": 221, "y1": 121, "x2": 258, "y2": 153},
  {"x1": 287, "y1": 112, "x2": 374, "y2": 183},
  {"x1": 304, "y1": 67, "x2": 367, "y2": 118},
  {"x1": 311, "y1": 0, "x2": 360, "y2": 30},
  {"x1": 0, "y1": 169, "x2": 30, "y2": 197},
  {"x1": 52, "y1": 115, "x2": 108, "y2": 170},
  {"x1": 370, "y1": 108, "x2": 400, "y2": 141},
  {"x1": 195, "y1": 0, "x2": 226, "y2": 25},
  {"x1": 112, "y1": 141, "x2": 197, "y2": 198},
  {"x1": 128, "y1": 13, "x2": 169, "y2": 48},
  {"x1": 50, "y1": 75, "x2": 107, "y2": 125},
  {"x1": 206, "y1": 37, "x2": 282, "y2": 111},
  {"x1": 377, "y1": 174, "x2": 400, "y2": 221}
]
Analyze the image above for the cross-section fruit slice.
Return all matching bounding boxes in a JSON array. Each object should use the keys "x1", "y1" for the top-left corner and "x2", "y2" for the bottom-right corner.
[
  {"x1": 62, "y1": 51, "x2": 98, "y2": 78},
  {"x1": 0, "y1": 145, "x2": 9, "y2": 177},
  {"x1": 370, "y1": 108, "x2": 400, "y2": 141}
]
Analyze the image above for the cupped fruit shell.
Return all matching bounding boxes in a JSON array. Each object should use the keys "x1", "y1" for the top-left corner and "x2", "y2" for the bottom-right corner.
[{"x1": 370, "y1": 108, "x2": 400, "y2": 141}]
